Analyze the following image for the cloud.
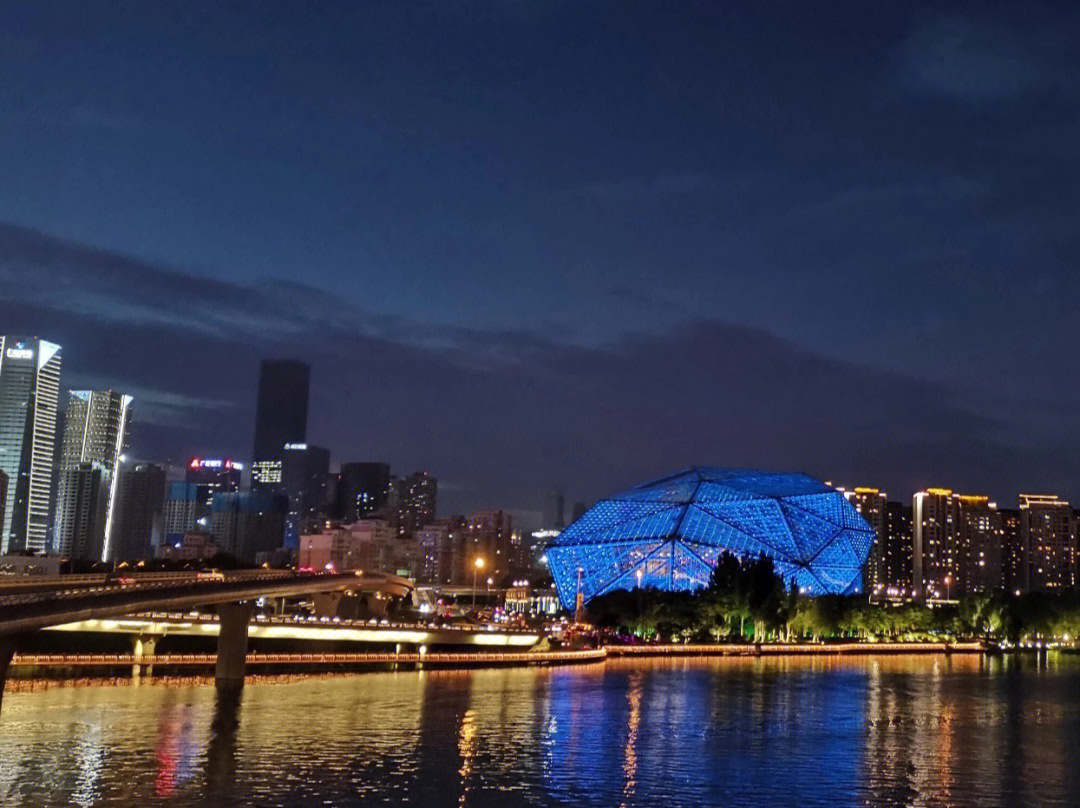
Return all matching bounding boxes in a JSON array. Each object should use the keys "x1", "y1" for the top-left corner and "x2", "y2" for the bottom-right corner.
[
  {"x1": 2, "y1": 221, "x2": 1077, "y2": 513},
  {"x1": 903, "y1": 15, "x2": 1041, "y2": 102},
  {"x1": 565, "y1": 172, "x2": 710, "y2": 205}
]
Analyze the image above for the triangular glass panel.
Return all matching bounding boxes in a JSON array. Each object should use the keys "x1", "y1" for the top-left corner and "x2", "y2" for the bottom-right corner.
[
  {"x1": 779, "y1": 501, "x2": 842, "y2": 561},
  {"x1": 693, "y1": 499, "x2": 802, "y2": 562}
]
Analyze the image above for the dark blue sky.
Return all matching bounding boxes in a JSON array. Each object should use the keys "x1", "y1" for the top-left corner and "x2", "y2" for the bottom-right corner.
[{"x1": 3, "y1": 1, "x2": 1080, "y2": 523}]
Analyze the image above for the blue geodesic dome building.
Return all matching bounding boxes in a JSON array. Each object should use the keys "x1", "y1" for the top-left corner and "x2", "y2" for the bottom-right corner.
[{"x1": 545, "y1": 467, "x2": 875, "y2": 609}]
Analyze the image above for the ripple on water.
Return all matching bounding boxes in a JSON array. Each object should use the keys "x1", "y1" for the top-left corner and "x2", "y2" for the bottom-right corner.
[{"x1": 1, "y1": 655, "x2": 1079, "y2": 807}]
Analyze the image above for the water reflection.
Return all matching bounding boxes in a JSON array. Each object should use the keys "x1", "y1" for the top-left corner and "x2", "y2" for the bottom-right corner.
[
  {"x1": 204, "y1": 687, "x2": 242, "y2": 800},
  {"x1": 3, "y1": 656, "x2": 1080, "y2": 806},
  {"x1": 620, "y1": 671, "x2": 642, "y2": 808}
]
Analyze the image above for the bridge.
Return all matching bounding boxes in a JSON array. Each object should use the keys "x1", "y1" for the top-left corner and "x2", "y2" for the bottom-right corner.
[{"x1": 0, "y1": 569, "x2": 415, "y2": 707}]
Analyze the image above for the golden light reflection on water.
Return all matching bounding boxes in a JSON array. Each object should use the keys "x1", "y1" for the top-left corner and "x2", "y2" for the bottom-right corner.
[
  {"x1": 620, "y1": 671, "x2": 643, "y2": 808},
  {"x1": 457, "y1": 709, "x2": 477, "y2": 806},
  {"x1": 2, "y1": 654, "x2": 1080, "y2": 807}
]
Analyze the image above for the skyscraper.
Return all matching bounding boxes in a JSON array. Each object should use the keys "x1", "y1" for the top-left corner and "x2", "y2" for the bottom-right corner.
[
  {"x1": 280, "y1": 442, "x2": 330, "y2": 546},
  {"x1": 251, "y1": 360, "x2": 309, "y2": 490},
  {"x1": 544, "y1": 490, "x2": 565, "y2": 530},
  {"x1": 54, "y1": 464, "x2": 107, "y2": 562},
  {"x1": 111, "y1": 463, "x2": 167, "y2": 561},
  {"x1": 0, "y1": 337, "x2": 62, "y2": 553},
  {"x1": 335, "y1": 462, "x2": 390, "y2": 522},
  {"x1": 393, "y1": 471, "x2": 437, "y2": 538},
  {"x1": 53, "y1": 390, "x2": 132, "y2": 560}
]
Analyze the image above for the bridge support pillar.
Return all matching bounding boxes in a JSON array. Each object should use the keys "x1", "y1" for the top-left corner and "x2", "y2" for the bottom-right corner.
[
  {"x1": 215, "y1": 601, "x2": 254, "y2": 691},
  {"x1": 131, "y1": 634, "x2": 160, "y2": 679}
]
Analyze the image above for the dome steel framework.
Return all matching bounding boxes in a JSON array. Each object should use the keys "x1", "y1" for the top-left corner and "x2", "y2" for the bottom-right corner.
[{"x1": 545, "y1": 467, "x2": 875, "y2": 609}]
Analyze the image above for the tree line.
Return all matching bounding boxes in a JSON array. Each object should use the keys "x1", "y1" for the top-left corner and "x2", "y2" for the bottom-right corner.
[{"x1": 585, "y1": 552, "x2": 1080, "y2": 644}]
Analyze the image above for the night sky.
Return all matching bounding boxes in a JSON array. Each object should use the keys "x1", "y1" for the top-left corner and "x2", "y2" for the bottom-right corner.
[{"x1": 3, "y1": 2, "x2": 1080, "y2": 524}]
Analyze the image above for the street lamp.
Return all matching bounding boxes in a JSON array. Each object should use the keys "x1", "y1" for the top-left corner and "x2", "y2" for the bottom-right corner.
[
  {"x1": 944, "y1": 574, "x2": 952, "y2": 602},
  {"x1": 472, "y1": 557, "x2": 486, "y2": 611}
]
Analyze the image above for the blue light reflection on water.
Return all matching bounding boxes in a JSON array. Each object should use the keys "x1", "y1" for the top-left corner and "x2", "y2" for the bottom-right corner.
[{"x1": 2, "y1": 655, "x2": 1080, "y2": 807}]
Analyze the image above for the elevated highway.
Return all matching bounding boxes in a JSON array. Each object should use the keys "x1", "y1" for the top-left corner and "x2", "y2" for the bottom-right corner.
[{"x1": 0, "y1": 570, "x2": 415, "y2": 706}]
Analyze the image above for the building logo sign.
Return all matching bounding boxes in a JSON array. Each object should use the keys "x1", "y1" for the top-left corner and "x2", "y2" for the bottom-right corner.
[
  {"x1": 5, "y1": 343, "x2": 33, "y2": 360},
  {"x1": 189, "y1": 457, "x2": 244, "y2": 470},
  {"x1": 284, "y1": 443, "x2": 308, "y2": 450}
]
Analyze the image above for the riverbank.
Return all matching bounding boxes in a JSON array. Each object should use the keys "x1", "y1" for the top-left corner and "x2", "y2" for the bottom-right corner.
[
  {"x1": 5, "y1": 641, "x2": 994, "y2": 682},
  {"x1": 605, "y1": 641, "x2": 987, "y2": 656}
]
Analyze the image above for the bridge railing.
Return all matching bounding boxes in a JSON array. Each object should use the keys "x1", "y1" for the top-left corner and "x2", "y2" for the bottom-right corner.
[{"x1": 10, "y1": 649, "x2": 607, "y2": 667}]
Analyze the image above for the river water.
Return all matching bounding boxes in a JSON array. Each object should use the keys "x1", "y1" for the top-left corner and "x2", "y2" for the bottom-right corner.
[{"x1": 1, "y1": 654, "x2": 1079, "y2": 807}]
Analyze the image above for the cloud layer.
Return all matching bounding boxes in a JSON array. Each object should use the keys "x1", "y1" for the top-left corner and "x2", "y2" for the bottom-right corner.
[{"x1": 4, "y1": 222, "x2": 1075, "y2": 519}]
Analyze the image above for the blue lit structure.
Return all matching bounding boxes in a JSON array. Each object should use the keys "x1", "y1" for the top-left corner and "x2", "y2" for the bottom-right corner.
[{"x1": 546, "y1": 468, "x2": 875, "y2": 608}]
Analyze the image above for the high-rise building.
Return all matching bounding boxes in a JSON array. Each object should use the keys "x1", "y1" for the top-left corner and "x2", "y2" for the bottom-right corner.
[
  {"x1": 464, "y1": 509, "x2": 513, "y2": 583},
  {"x1": 251, "y1": 360, "x2": 309, "y2": 491},
  {"x1": 280, "y1": 442, "x2": 330, "y2": 547},
  {"x1": 54, "y1": 463, "x2": 106, "y2": 561},
  {"x1": 841, "y1": 487, "x2": 887, "y2": 594},
  {"x1": 186, "y1": 457, "x2": 242, "y2": 505},
  {"x1": 913, "y1": 488, "x2": 1002, "y2": 599},
  {"x1": 416, "y1": 516, "x2": 467, "y2": 583},
  {"x1": 0, "y1": 469, "x2": 7, "y2": 536},
  {"x1": 53, "y1": 390, "x2": 132, "y2": 560},
  {"x1": 1018, "y1": 494, "x2": 1076, "y2": 591},
  {"x1": 162, "y1": 458, "x2": 243, "y2": 546},
  {"x1": 570, "y1": 501, "x2": 588, "y2": 523},
  {"x1": 882, "y1": 501, "x2": 913, "y2": 596},
  {"x1": 111, "y1": 463, "x2": 166, "y2": 561},
  {"x1": 544, "y1": 490, "x2": 565, "y2": 530},
  {"x1": 335, "y1": 462, "x2": 390, "y2": 522},
  {"x1": 393, "y1": 472, "x2": 437, "y2": 539},
  {"x1": 0, "y1": 337, "x2": 62, "y2": 553},
  {"x1": 1000, "y1": 507, "x2": 1023, "y2": 594},
  {"x1": 163, "y1": 482, "x2": 206, "y2": 545},
  {"x1": 210, "y1": 490, "x2": 288, "y2": 563}
]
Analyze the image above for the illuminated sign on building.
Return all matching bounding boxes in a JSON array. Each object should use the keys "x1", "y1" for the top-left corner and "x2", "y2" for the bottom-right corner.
[
  {"x1": 5, "y1": 347, "x2": 33, "y2": 360},
  {"x1": 189, "y1": 457, "x2": 244, "y2": 471},
  {"x1": 284, "y1": 443, "x2": 308, "y2": 450}
]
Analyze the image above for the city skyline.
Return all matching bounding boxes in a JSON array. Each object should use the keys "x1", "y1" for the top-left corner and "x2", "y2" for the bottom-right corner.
[{"x1": 9, "y1": 318, "x2": 1080, "y2": 528}]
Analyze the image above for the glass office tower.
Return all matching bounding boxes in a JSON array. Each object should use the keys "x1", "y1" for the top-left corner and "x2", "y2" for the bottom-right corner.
[{"x1": 0, "y1": 337, "x2": 62, "y2": 553}]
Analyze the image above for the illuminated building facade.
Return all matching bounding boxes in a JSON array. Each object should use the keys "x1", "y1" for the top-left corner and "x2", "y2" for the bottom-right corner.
[
  {"x1": 546, "y1": 468, "x2": 875, "y2": 608},
  {"x1": 882, "y1": 501, "x2": 914, "y2": 597},
  {"x1": 392, "y1": 471, "x2": 437, "y2": 539},
  {"x1": 1018, "y1": 494, "x2": 1076, "y2": 591},
  {"x1": 280, "y1": 442, "x2": 330, "y2": 546},
  {"x1": 185, "y1": 457, "x2": 242, "y2": 503},
  {"x1": 1000, "y1": 507, "x2": 1023, "y2": 593},
  {"x1": 0, "y1": 336, "x2": 61, "y2": 553},
  {"x1": 53, "y1": 389, "x2": 132, "y2": 560},
  {"x1": 251, "y1": 359, "x2": 309, "y2": 491},
  {"x1": 163, "y1": 459, "x2": 242, "y2": 545},
  {"x1": 913, "y1": 488, "x2": 1003, "y2": 599},
  {"x1": 464, "y1": 509, "x2": 513, "y2": 582},
  {"x1": 416, "y1": 516, "x2": 467, "y2": 583},
  {"x1": 840, "y1": 487, "x2": 887, "y2": 593}
]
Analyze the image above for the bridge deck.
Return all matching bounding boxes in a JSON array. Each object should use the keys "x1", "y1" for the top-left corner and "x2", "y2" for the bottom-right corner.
[{"x1": 0, "y1": 572, "x2": 414, "y2": 636}]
